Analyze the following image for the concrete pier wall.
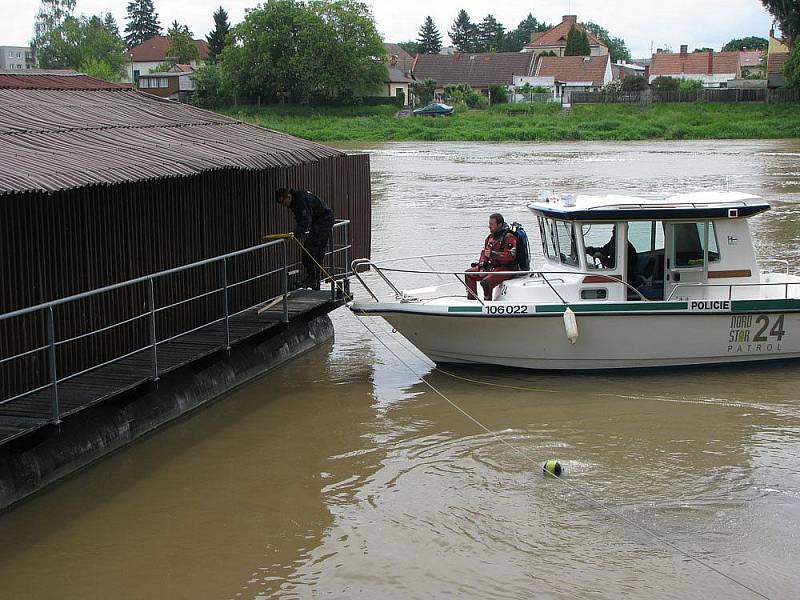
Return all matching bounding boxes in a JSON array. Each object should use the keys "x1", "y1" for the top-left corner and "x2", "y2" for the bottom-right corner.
[{"x1": 0, "y1": 315, "x2": 334, "y2": 512}]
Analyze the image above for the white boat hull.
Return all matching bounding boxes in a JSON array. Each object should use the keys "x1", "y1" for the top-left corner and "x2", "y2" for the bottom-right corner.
[{"x1": 361, "y1": 305, "x2": 800, "y2": 370}]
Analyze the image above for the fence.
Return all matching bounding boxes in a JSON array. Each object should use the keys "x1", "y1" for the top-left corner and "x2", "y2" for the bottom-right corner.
[
  {"x1": 0, "y1": 221, "x2": 351, "y2": 428},
  {"x1": 571, "y1": 88, "x2": 800, "y2": 105}
]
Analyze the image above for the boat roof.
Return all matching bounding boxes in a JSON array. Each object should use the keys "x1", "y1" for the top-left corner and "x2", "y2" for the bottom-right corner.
[{"x1": 528, "y1": 191, "x2": 770, "y2": 221}]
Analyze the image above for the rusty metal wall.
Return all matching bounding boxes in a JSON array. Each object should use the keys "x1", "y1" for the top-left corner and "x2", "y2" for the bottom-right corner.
[{"x1": 0, "y1": 153, "x2": 371, "y2": 399}]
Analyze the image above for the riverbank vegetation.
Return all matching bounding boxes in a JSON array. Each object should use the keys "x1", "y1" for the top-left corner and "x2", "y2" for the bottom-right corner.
[{"x1": 221, "y1": 102, "x2": 800, "y2": 142}]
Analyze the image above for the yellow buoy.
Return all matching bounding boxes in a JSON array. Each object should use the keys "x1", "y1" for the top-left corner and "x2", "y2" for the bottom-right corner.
[{"x1": 543, "y1": 459, "x2": 562, "y2": 476}]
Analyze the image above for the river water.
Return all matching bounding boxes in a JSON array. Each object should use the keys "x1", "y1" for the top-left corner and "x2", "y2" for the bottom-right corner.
[{"x1": 2, "y1": 140, "x2": 800, "y2": 599}]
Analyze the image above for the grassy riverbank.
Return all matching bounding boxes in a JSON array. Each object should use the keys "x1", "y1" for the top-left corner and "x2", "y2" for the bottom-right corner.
[{"x1": 219, "y1": 102, "x2": 800, "y2": 142}]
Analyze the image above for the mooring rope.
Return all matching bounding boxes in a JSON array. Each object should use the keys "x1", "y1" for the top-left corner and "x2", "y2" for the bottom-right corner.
[{"x1": 290, "y1": 237, "x2": 772, "y2": 600}]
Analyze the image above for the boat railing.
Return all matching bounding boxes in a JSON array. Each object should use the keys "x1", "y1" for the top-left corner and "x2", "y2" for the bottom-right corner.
[
  {"x1": 758, "y1": 258, "x2": 790, "y2": 276},
  {"x1": 351, "y1": 255, "x2": 647, "y2": 305},
  {"x1": 665, "y1": 278, "x2": 800, "y2": 301}
]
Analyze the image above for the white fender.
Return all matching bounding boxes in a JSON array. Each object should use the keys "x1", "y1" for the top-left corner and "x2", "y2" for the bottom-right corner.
[{"x1": 563, "y1": 307, "x2": 578, "y2": 344}]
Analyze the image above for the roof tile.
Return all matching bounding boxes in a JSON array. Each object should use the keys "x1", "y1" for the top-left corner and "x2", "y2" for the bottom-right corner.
[
  {"x1": 128, "y1": 36, "x2": 209, "y2": 62},
  {"x1": 535, "y1": 55, "x2": 609, "y2": 86},
  {"x1": 412, "y1": 52, "x2": 535, "y2": 87},
  {"x1": 649, "y1": 51, "x2": 740, "y2": 77}
]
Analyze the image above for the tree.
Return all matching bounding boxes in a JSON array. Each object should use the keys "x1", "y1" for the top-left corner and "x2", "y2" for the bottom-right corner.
[
  {"x1": 583, "y1": 21, "x2": 630, "y2": 62},
  {"x1": 501, "y1": 13, "x2": 549, "y2": 52},
  {"x1": 785, "y1": 45, "x2": 800, "y2": 87},
  {"x1": 410, "y1": 77, "x2": 436, "y2": 105},
  {"x1": 417, "y1": 16, "x2": 442, "y2": 54},
  {"x1": 478, "y1": 14, "x2": 504, "y2": 53},
  {"x1": 449, "y1": 9, "x2": 478, "y2": 53},
  {"x1": 221, "y1": 0, "x2": 386, "y2": 104},
  {"x1": 34, "y1": 14, "x2": 127, "y2": 78},
  {"x1": 206, "y1": 6, "x2": 231, "y2": 62},
  {"x1": 124, "y1": 0, "x2": 161, "y2": 48},
  {"x1": 564, "y1": 24, "x2": 590, "y2": 56},
  {"x1": 166, "y1": 20, "x2": 199, "y2": 63},
  {"x1": 103, "y1": 12, "x2": 121, "y2": 37},
  {"x1": 31, "y1": 0, "x2": 76, "y2": 66},
  {"x1": 761, "y1": 1, "x2": 800, "y2": 46},
  {"x1": 694, "y1": 47, "x2": 713, "y2": 52},
  {"x1": 397, "y1": 40, "x2": 421, "y2": 55},
  {"x1": 722, "y1": 36, "x2": 769, "y2": 51}
]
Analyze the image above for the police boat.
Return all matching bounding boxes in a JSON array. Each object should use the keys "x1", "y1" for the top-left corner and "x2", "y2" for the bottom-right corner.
[{"x1": 350, "y1": 192, "x2": 800, "y2": 370}]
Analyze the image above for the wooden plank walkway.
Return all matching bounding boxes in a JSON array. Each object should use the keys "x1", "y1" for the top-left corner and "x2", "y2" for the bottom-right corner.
[{"x1": 0, "y1": 290, "x2": 337, "y2": 446}]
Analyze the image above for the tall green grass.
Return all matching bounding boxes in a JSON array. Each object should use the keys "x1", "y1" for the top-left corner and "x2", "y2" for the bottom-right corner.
[{"x1": 218, "y1": 102, "x2": 800, "y2": 142}]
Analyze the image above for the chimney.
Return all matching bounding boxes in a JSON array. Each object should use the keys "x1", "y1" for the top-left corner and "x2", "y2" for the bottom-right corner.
[
  {"x1": 708, "y1": 50, "x2": 713, "y2": 74},
  {"x1": 680, "y1": 44, "x2": 688, "y2": 57},
  {"x1": 563, "y1": 15, "x2": 577, "y2": 25}
]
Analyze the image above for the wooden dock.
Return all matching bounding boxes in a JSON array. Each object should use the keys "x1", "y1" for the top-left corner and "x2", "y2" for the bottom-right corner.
[{"x1": 0, "y1": 289, "x2": 338, "y2": 446}]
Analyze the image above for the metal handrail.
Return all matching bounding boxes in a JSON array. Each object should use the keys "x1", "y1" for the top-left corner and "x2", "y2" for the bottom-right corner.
[
  {"x1": 351, "y1": 258, "x2": 647, "y2": 303},
  {"x1": 665, "y1": 279, "x2": 800, "y2": 301},
  {"x1": 0, "y1": 219, "x2": 352, "y2": 423}
]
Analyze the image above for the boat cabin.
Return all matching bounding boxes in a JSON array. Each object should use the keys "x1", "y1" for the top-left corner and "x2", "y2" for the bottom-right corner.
[{"x1": 519, "y1": 192, "x2": 770, "y2": 303}]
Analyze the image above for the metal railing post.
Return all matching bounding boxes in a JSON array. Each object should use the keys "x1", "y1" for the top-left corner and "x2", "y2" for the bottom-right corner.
[
  {"x1": 282, "y1": 241, "x2": 289, "y2": 323},
  {"x1": 46, "y1": 306, "x2": 60, "y2": 422},
  {"x1": 330, "y1": 228, "x2": 336, "y2": 301},
  {"x1": 222, "y1": 258, "x2": 231, "y2": 349},
  {"x1": 148, "y1": 278, "x2": 159, "y2": 381}
]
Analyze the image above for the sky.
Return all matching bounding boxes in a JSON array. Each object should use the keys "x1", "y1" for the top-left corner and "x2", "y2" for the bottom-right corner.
[{"x1": 3, "y1": 0, "x2": 776, "y2": 59}]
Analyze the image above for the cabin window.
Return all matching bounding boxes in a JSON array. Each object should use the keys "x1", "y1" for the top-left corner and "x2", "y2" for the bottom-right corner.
[
  {"x1": 555, "y1": 221, "x2": 579, "y2": 266},
  {"x1": 538, "y1": 216, "x2": 558, "y2": 261},
  {"x1": 627, "y1": 221, "x2": 664, "y2": 253},
  {"x1": 581, "y1": 223, "x2": 617, "y2": 269},
  {"x1": 672, "y1": 222, "x2": 720, "y2": 267}
]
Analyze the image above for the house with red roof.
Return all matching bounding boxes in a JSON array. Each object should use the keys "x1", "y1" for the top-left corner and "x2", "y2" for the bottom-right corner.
[
  {"x1": 529, "y1": 54, "x2": 612, "y2": 102},
  {"x1": 521, "y1": 15, "x2": 608, "y2": 58},
  {"x1": 127, "y1": 35, "x2": 209, "y2": 82},
  {"x1": 411, "y1": 52, "x2": 536, "y2": 95},
  {"x1": 648, "y1": 45, "x2": 740, "y2": 87},
  {"x1": 766, "y1": 28, "x2": 791, "y2": 89}
]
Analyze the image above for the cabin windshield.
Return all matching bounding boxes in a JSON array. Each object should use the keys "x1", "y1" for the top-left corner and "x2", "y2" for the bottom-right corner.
[{"x1": 538, "y1": 217, "x2": 579, "y2": 267}]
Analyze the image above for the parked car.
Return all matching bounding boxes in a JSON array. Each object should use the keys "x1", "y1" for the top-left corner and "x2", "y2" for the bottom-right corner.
[{"x1": 412, "y1": 102, "x2": 454, "y2": 116}]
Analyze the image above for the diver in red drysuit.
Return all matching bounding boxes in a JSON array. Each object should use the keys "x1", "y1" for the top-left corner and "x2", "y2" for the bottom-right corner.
[{"x1": 465, "y1": 213, "x2": 518, "y2": 301}]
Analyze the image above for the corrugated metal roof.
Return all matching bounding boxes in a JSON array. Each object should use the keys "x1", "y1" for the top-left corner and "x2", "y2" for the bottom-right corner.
[
  {"x1": 0, "y1": 72, "x2": 130, "y2": 90},
  {"x1": 0, "y1": 89, "x2": 344, "y2": 195}
]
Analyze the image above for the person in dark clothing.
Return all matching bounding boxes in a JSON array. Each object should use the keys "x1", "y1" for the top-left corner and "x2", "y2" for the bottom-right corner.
[
  {"x1": 276, "y1": 187, "x2": 334, "y2": 290},
  {"x1": 465, "y1": 213, "x2": 519, "y2": 301},
  {"x1": 585, "y1": 226, "x2": 641, "y2": 287}
]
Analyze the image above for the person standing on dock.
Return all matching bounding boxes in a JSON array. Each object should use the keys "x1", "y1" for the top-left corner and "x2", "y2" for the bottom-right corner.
[
  {"x1": 465, "y1": 213, "x2": 519, "y2": 301},
  {"x1": 276, "y1": 188, "x2": 335, "y2": 290}
]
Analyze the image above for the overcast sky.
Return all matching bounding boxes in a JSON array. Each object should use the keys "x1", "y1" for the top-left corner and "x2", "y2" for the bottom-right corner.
[{"x1": 4, "y1": 0, "x2": 776, "y2": 58}]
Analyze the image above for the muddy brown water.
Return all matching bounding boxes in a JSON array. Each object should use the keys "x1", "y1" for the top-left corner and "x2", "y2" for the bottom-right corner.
[{"x1": 2, "y1": 140, "x2": 800, "y2": 599}]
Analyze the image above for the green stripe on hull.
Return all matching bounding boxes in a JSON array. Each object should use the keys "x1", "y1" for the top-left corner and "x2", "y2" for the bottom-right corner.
[
  {"x1": 536, "y1": 302, "x2": 687, "y2": 314},
  {"x1": 447, "y1": 306, "x2": 482, "y2": 313},
  {"x1": 731, "y1": 299, "x2": 800, "y2": 312}
]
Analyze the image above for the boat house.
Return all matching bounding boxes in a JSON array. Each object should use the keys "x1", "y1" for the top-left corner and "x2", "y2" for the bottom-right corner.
[{"x1": 0, "y1": 70, "x2": 371, "y2": 443}]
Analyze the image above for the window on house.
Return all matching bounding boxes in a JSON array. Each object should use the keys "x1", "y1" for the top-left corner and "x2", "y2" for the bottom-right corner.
[
  {"x1": 7, "y1": 51, "x2": 13, "y2": 58},
  {"x1": 160, "y1": 78, "x2": 168, "y2": 88},
  {"x1": 139, "y1": 78, "x2": 149, "y2": 89}
]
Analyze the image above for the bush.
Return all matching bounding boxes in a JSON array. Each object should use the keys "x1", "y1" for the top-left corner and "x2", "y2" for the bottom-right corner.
[
  {"x1": 678, "y1": 78, "x2": 703, "y2": 91},
  {"x1": 410, "y1": 77, "x2": 437, "y2": 106},
  {"x1": 488, "y1": 84, "x2": 508, "y2": 104},
  {"x1": 651, "y1": 76, "x2": 680, "y2": 91},
  {"x1": 785, "y1": 45, "x2": 800, "y2": 88},
  {"x1": 443, "y1": 83, "x2": 487, "y2": 109},
  {"x1": 620, "y1": 75, "x2": 648, "y2": 92}
]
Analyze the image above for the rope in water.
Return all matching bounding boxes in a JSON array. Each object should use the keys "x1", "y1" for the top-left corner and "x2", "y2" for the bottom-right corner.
[{"x1": 291, "y1": 237, "x2": 772, "y2": 600}]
